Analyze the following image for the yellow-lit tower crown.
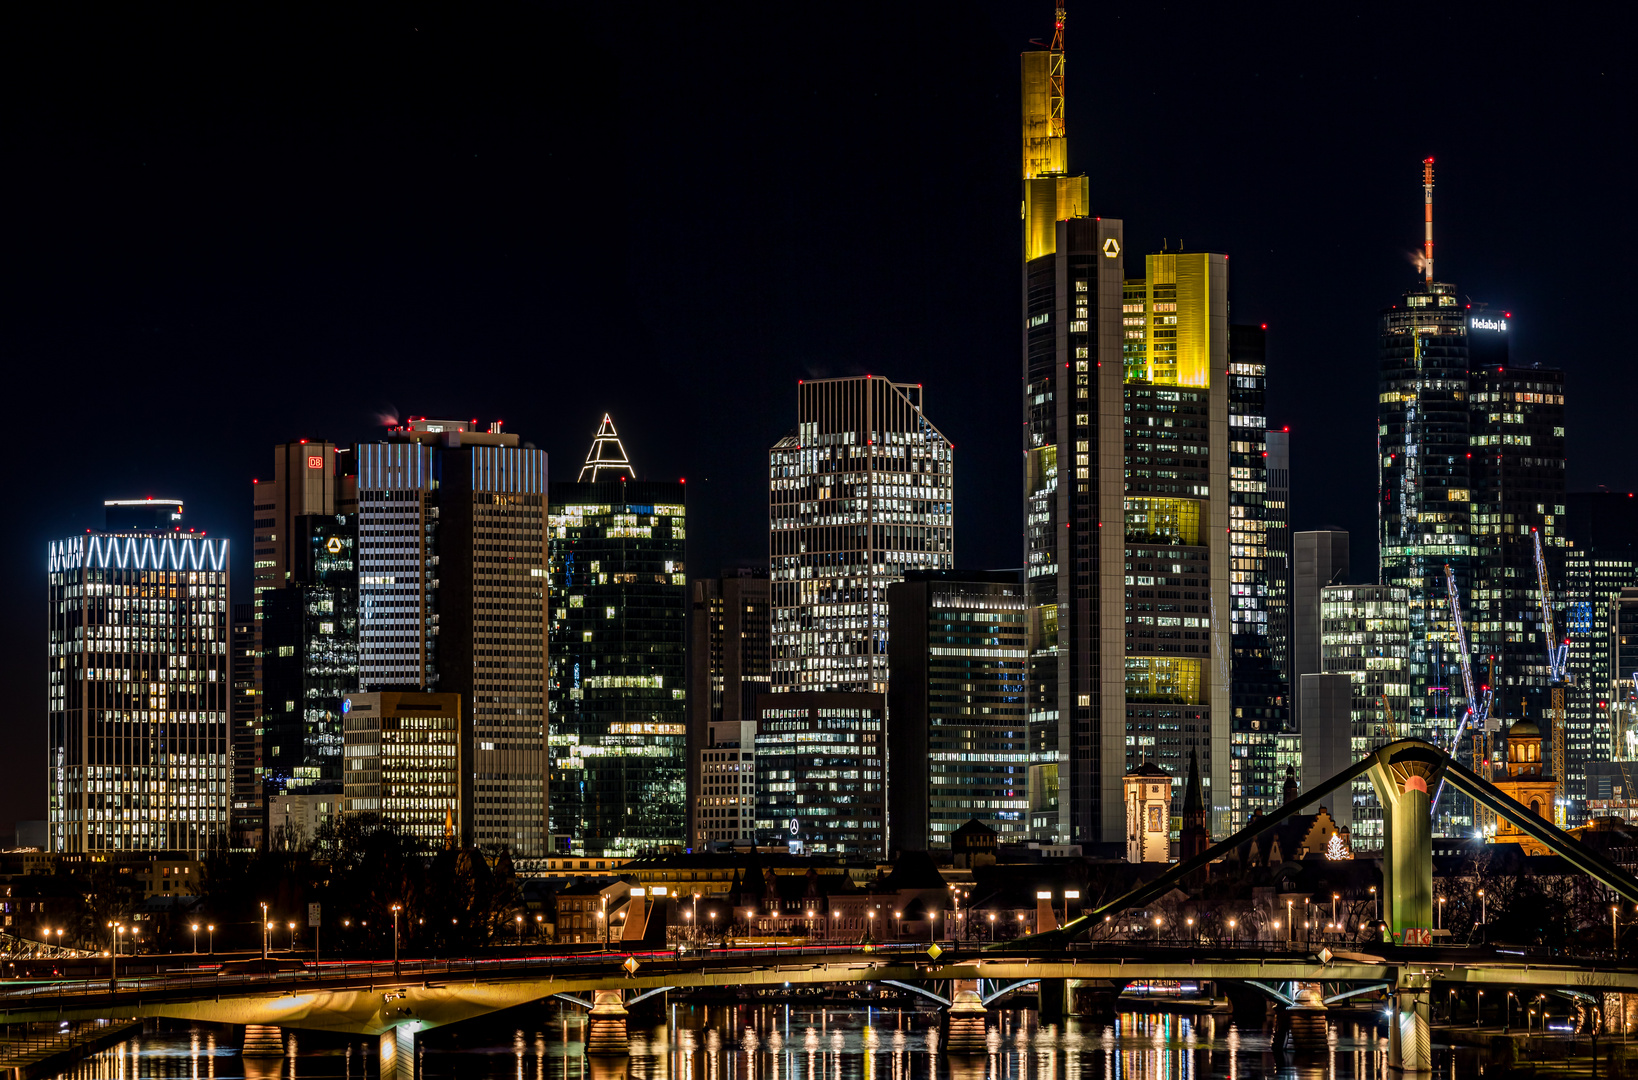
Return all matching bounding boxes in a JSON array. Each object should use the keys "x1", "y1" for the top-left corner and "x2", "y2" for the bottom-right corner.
[{"x1": 1021, "y1": 5, "x2": 1087, "y2": 261}]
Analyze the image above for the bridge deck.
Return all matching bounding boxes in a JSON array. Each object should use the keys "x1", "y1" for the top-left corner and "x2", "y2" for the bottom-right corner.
[{"x1": 3, "y1": 945, "x2": 1634, "y2": 1037}]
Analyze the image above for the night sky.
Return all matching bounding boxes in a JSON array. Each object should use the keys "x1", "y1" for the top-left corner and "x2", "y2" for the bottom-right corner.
[{"x1": 4, "y1": 4, "x2": 1634, "y2": 831}]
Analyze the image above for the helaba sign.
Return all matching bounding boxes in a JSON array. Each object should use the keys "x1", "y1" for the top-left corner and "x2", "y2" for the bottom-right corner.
[{"x1": 1470, "y1": 317, "x2": 1507, "y2": 332}]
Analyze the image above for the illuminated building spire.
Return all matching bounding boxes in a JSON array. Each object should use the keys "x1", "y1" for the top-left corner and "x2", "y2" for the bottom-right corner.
[
  {"x1": 1021, "y1": 4, "x2": 1086, "y2": 261},
  {"x1": 1422, "y1": 157, "x2": 1435, "y2": 282},
  {"x1": 578, "y1": 413, "x2": 636, "y2": 481}
]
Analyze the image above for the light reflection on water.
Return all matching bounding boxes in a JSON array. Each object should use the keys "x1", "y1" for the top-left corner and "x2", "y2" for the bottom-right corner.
[{"x1": 53, "y1": 1005, "x2": 1481, "y2": 1080}]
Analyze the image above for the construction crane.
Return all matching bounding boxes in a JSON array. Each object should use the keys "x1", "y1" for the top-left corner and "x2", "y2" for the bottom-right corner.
[
  {"x1": 1533, "y1": 528, "x2": 1572, "y2": 825},
  {"x1": 1378, "y1": 694, "x2": 1398, "y2": 742},
  {"x1": 1432, "y1": 563, "x2": 1492, "y2": 816}
]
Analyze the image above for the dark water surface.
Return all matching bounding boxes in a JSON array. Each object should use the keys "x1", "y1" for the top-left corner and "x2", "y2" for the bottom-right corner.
[{"x1": 51, "y1": 1005, "x2": 1512, "y2": 1079}]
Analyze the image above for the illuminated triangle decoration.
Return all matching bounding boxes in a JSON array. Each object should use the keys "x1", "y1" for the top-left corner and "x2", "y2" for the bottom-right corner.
[{"x1": 578, "y1": 413, "x2": 636, "y2": 482}]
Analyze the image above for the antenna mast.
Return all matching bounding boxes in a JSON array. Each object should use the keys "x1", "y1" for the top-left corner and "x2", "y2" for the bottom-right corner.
[
  {"x1": 1049, "y1": 6, "x2": 1066, "y2": 140},
  {"x1": 1422, "y1": 157, "x2": 1435, "y2": 283}
]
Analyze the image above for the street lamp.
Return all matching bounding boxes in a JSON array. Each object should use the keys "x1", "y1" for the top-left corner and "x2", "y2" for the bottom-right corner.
[
  {"x1": 1286, "y1": 899, "x2": 1294, "y2": 944},
  {"x1": 1477, "y1": 888, "x2": 1486, "y2": 925},
  {"x1": 1369, "y1": 885, "x2": 1378, "y2": 921},
  {"x1": 288, "y1": 922, "x2": 296, "y2": 952},
  {"x1": 894, "y1": 911, "x2": 902, "y2": 939},
  {"x1": 260, "y1": 902, "x2": 270, "y2": 960},
  {"x1": 1437, "y1": 896, "x2": 1445, "y2": 932},
  {"x1": 1185, "y1": 916, "x2": 1195, "y2": 943},
  {"x1": 191, "y1": 923, "x2": 200, "y2": 954},
  {"x1": 929, "y1": 910, "x2": 939, "y2": 943},
  {"x1": 207, "y1": 924, "x2": 215, "y2": 955},
  {"x1": 1227, "y1": 918, "x2": 1237, "y2": 949},
  {"x1": 391, "y1": 904, "x2": 402, "y2": 973},
  {"x1": 987, "y1": 912, "x2": 995, "y2": 941},
  {"x1": 1152, "y1": 916, "x2": 1162, "y2": 942},
  {"x1": 515, "y1": 914, "x2": 524, "y2": 946},
  {"x1": 1477, "y1": 990, "x2": 1485, "y2": 1028},
  {"x1": 1332, "y1": 893, "x2": 1339, "y2": 926}
]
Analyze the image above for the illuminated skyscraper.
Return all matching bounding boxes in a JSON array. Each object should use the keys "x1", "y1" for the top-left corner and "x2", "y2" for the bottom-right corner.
[
  {"x1": 1468, "y1": 356, "x2": 1565, "y2": 725},
  {"x1": 768, "y1": 376, "x2": 954, "y2": 695},
  {"x1": 1225, "y1": 324, "x2": 1290, "y2": 829},
  {"x1": 1563, "y1": 493, "x2": 1638, "y2": 814},
  {"x1": 230, "y1": 602, "x2": 261, "y2": 849},
  {"x1": 548, "y1": 417, "x2": 687, "y2": 856},
  {"x1": 1019, "y1": 13, "x2": 1231, "y2": 845},
  {"x1": 48, "y1": 500, "x2": 231, "y2": 855},
  {"x1": 356, "y1": 418, "x2": 550, "y2": 857},
  {"x1": 887, "y1": 570, "x2": 1028, "y2": 850}
]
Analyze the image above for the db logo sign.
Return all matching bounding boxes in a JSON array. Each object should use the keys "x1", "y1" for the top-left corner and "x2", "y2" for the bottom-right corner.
[{"x1": 307, "y1": 455, "x2": 324, "y2": 469}]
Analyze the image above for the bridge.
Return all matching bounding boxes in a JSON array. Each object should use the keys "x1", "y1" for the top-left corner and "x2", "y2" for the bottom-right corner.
[{"x1": 9, "y1": 739, "x2": 1638, "y2": 1074}]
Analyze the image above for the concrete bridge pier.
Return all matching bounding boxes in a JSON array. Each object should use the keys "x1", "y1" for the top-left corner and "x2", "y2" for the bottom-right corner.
[
  {"x1": 1388, "y1": 973, "x2": 1432, "y2": 1073},
  {"x1": 378, "y1": 1024, "x2": 417, "y2": 1080},
  {"x1": 944, "y1": 980, "x2": 988, "y2": 1054},
  {"x1": 585, "y1": 989, "x2": 631, "y2": 1056},
  {"x1": 1069, "y1": 979, "x2": 1121, "y2": 1020},
  {"x1": 1038, "y1": 978, "x2": 1067, "y2": 1026},
  {"x1": 1284, "y1": 983, "x2": 1329, "y2": 1052}
]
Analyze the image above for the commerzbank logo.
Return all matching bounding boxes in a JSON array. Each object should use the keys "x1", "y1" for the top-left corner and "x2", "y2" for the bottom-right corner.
[
  {"x1": 1103, "y1": 237, "x2": 1121, "y2": 258},
  {"x1": 1471, "y1": 317, "x2": 1507, "y2": 332}
]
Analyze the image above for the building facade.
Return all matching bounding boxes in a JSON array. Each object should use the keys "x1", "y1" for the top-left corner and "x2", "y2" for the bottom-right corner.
[
  {"x1": 1265, "y1": 428, "x2": 1292, "y2": 696},
  {"x1": 1225, "y1": 324, "x2": 1291, "y2": 829},
  {"x1": 356, "y1": 418, "x2": 550, "y2": 856},
  {"x1": 230, "y1": 602, "x2": 261, "y2": 849},
  {"x1": 886, "y1": 570, "x2": 1028, "y2": 851},
  {"x1": 548, "y1": 418, "x2": 687, "y2": 857},
  {"x1": 1467, "y1": 359, "x2": 1566, "y2": 735},
  {"x1": 1292, "y1": 530, "x2": 1350, "y2": 725},
  {"x1": 753, "y1": 692, "x2": 886, "y2": 858},
  {"x1": 1563, "y1": 492, "x2": 1638, "y2": 813},
  {"x1": 47, "y1": 501, "x2": 231, "y2": 855},
  {"x1": 341, "y1": 691, "x2": 461, "y2": 848},
  {"x1": 768, "y1": 376, "x2": 954, "y2": 696},
  {"x1": 1318, "y1": 583, "x2": 1411, "y2": 850},
  {"x1": 689, "y1": 567, "x2": 770, "y2": 847},
  {"x1": 259, "y1": 513, "x2": 358, "y2": 797}
]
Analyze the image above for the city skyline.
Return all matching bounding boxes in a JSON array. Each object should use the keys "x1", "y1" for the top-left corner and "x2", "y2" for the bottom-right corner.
[{"x1": 5, "y1": 4, "x2": 1635, "y2": 831}]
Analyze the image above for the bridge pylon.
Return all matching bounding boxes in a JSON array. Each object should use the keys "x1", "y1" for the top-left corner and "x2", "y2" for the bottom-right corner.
[
  {"x1": 1365, "y1": 741, "x2": 1444, "y2": 943},
  {"x1": 379, "y1": 1023, "x2": 418, "y2": 1080},
  {"x1": 1389, "y1": 970, "x2": 1433, "y2": 1073},
  {"x1": 585, "y1": 989, "x2": 630, "y2": 1056},
  {"x1": 944, "y1": 980, "x2": 987, "y2": 1054}
]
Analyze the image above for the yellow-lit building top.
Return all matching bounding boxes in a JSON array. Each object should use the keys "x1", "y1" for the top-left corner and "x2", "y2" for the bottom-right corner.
[
  {"x1": 1020, "y1": 38, "x2": 1086, "y2": 262},
  {"x1": 1122, "y1": 253, "x2": 1219, "y2": 389}
]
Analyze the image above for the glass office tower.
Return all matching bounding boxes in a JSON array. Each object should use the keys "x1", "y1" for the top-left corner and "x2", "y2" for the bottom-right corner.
[
  {"x1": 1319, "y1": 584, "x2": 1411, "y2": 851},
  {"x1": 768, "y1": 376, "x2": 954, "y2": 695},
  {"x1": 548, "y1": 418, "x2": 687, "y2": 856},
  {"x1": 48, "y1": 500, "x2": 231, "y2": 855}
]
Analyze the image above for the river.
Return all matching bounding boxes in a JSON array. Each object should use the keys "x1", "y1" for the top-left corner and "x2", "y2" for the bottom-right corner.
[{"x1": 47, "y1": 1004, "x2": 1516, "y2": 1079}]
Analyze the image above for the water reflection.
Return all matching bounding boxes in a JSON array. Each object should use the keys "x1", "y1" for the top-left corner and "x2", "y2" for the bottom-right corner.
[{"x1": 53, "y1": 1005, "x2": 1464, "y2": 1080}]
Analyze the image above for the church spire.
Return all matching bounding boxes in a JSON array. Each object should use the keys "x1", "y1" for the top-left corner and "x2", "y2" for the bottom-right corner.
[{"x1": 578, "y1": 413, "x2": 636, "y2": 482}]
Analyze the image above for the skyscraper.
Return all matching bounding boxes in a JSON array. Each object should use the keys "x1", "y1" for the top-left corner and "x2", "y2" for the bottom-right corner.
[
  {"x1": 1265, "y1": 428, "x2": 1292, "y2": 691},
  {"x1": 259, "y1": 513, "x2": 358, "y2": 798},
  {"x1": 1378, "y1": 162, "x2": 1477, "y2": 833},
  {"x1": 689, "y1": 566, "x2": 770, "y2": 848},
  {"x1": 548, "y1": 417, "x2": 687, "y2": 856},
  {"x1": 1225, "y1": 324, "x2": 1290, "y2": 829},
  {"x1": 1468, "y1": 356, "x2": 1566, "y2": 725},
  {"x1": 356, "y1": 417, "x2": 550, "y2": 856},
  {"x1": 1292, "y1": 530, "x2": 1350, "y2": 723},
  {"x1": 768, "y1": 376, "x2": 954, "y2": 695},
  {"x1": 1564, "y1": 492, "x2": 1638, "y2": 814},
  {"x1": 887, "y1": 570, "x2": 1028, "y2": 851},
  {"x1": 48, "y1": 500, "x2": 231, "y2": 855},
  {"x1": 1019, "y1": 14, "x2": 1231, "y2": 844},
  {"x1": 230, "y1": 601, "x2": 261, "y2": 849}
]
